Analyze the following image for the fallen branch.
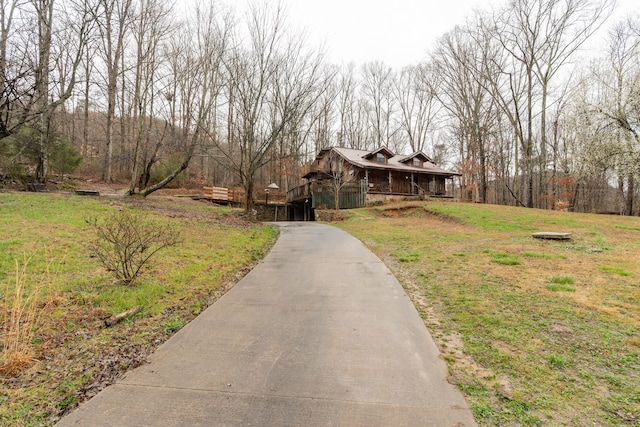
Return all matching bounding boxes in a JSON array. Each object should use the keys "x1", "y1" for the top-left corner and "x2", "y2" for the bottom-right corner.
[
  {"x1": 505, "y1": 183, "x2": 527, "y2": 208},
  {"x1": 104, "y1": 305, "x2": 143, "y2": 327}
]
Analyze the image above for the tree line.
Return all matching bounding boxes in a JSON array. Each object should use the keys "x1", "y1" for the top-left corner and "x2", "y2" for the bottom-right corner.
[{"x1": 0, "y1": 0, "x2": 638, "y2": 214}]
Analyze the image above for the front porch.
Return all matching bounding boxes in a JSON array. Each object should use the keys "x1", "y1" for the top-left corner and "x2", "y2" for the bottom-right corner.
[
  {"x1": 287, "y1": 171, "x2": 455, "y2": 213},
  {"x1": 364, "y1": 169, "x2": 449, "y2": 196}
]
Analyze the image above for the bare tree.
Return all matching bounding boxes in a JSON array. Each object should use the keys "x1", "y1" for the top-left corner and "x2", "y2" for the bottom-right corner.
[
  {"x1": 33, "y1": 0, "x2": 94, "y2": 181},
  {"x1": 582, "y1": 17, "x2": 640, "y2": 215},
  {"x1": 534, "y1": 0, "x2": 614, "y2": 207},
  {"x1": 217, "y1": 3, "x2": 330, "y2": 212},
  {"x1": 335, "y1": 63, "x2": 357, "y2": 148},
  {"x1": 361, "y1": 61, "x2": 401, "y2": 151},
  {"x1": 138, "y1": 1, "x2": 232, "y2": 197},
  {"x1": 127, "y1": 0, "x2": 174, "y2": 194},
  {"x1": 0, "y1": 0, "x2": 30, "y2": 140},
  {"x1": 394, "y1": 63, "x2": 441, "y2": 154},
  {"x1": 327, "y1": 149, "x2": 357, "y2": 211},
  {"x1": 0, "y1": 0, "x2": 93, "y2": 180},
  {"x1": 335, "y1": 64, "x2": 370, "y2": 151},
  {"x1": 432, "y1": 24, "x2": 498, "y2": 203},
  {"x1": 489, "y1": 0, "x2": 614, "y2": 207},
  {"x1": 94, "y1": 0, "x2": 134, "y2": 182}
]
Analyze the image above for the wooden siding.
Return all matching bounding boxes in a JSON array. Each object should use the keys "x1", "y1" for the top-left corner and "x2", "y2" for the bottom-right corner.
[
  {"x1": 312, "y1": 181, "x2": 366, "y2": 209},
  {"x1": 312, "y1": 192, "x2": 365, "y2": 210}
]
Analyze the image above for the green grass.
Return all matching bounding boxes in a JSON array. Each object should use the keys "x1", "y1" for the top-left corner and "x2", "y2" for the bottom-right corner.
[
  {"x1": 550, "y1": 276, "x2": 575, "y2": 285},
  {"x1": 391, "y1": 249, "x2": 421, "y2": 263},
  {"x1": 162, "y1": 318, "x2": 187, "y2": 333},
  {"x1": 598, "y1": 266, "x2": 632, "y2": 276},
  {"x1": 485, "y1": 250, "x2": 521, "y2": 266},
  {"x1": 0, "y1": 193, "x2": 276, "y2": 425},
  {"x1": 545, "y1": 283, "x2": 576, "y2": 292},
  {"x1": 545, "y1": 275, "x2": 576, "y2": 291},
  {"x1": 547, "y1": 354, "x2": 568, "y2": 368},
  {"x1": 522, "y1": 252, "x2": 567, "y2": 260},
  {"x1": 337, "y1": 201, "x2": 640, "y2": 426},
  {"x1": 615, "y1": 225, "x2": 640, "y2": 231}
]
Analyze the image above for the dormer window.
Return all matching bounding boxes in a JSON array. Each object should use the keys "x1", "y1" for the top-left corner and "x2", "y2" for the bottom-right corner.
[
  {"x1": 376, "y1": 153, "x2": 386, "y2": 163},
  {"x1": 413, "y1": 157, "x2": 421, "y2": 167}
]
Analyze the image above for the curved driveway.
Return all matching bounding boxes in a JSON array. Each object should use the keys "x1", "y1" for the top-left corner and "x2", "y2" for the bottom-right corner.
[{"x1": 60, "y1": 223, "x2": 476, "y2": 426}]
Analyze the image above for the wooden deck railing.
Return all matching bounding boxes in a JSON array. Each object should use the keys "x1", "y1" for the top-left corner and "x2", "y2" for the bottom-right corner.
[
  {"x1": 287, "y1": 182, "x2": 315, "y2": 202},
  {"x1": 287, "y1": 176, "x2": 453, "y2": 204}
]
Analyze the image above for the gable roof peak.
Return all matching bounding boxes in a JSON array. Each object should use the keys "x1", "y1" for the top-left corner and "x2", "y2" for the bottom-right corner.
[
  {"x1": 362, "y1": 146, "x2": 395, "y2": 159},
  {"x1": 398, "y1": 151, "x2": 433, "y2": 163}
]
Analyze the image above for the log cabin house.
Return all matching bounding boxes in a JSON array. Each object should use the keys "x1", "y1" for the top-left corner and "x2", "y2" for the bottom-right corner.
[{"x1": 287, "y1": 147, "x2": 459, "y2": 220}]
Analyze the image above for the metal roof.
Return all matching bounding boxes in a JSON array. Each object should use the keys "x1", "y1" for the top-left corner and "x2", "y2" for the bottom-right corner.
[{"x1": 329, "y1": 147, "x2": 460, "y2": 177}]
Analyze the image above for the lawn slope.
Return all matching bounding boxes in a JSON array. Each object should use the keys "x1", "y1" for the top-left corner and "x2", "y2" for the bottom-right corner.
[
  {"x1": 0, "y1": 193, "x2": 276, "y2": 426},
  {"x1": 337, "y1": 201, "x2": 639, "y2": 426}
]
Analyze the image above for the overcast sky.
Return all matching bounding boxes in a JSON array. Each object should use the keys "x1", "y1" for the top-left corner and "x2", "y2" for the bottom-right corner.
[{"x1": 278, "y1": 0, "x2": 637, "y2": 69}]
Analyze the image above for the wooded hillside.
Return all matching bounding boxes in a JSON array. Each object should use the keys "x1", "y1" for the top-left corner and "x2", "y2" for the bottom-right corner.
[{"x1": 0, "y1": 0, "x2": 638, "y2": 215}]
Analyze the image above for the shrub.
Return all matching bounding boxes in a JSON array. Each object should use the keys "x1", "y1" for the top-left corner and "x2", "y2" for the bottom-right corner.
[
  {"x1": 50, "y1": 140, "x2": 82, "y2": 179},
  {"x1": 87, "y1": 208, "x2": 181, "y2": 286}
]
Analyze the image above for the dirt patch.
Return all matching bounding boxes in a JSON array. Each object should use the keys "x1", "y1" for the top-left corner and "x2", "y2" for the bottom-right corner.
[
  {"x1": 373, "y1": 203, "x2": 462, "y2": 223},
  {"x1": 314, "y1": 209, "x2": 351, "y2": 222},
  {"x1": 380, "y1": 252, "x2": 499, "y2": 389},
  {"x1": 132, "y1": 197, "x2": 257, "y2": 227}
]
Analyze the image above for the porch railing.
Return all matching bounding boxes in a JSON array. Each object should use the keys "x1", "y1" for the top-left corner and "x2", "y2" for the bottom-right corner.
[{"x1": 287, "y1": 176, "x2": 452, "y2": 205}]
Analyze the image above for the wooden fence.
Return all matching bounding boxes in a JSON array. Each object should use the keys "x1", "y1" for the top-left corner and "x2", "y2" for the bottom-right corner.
[
  {"x1": 312, "y1": 181, "x2": 365, "y2": 209},
  {"x1": 203, "y1": 186, "x2": 230, "y2": 202},
  {"x1": 201, "y1": 186, "x2": 286, "y2": 205}
]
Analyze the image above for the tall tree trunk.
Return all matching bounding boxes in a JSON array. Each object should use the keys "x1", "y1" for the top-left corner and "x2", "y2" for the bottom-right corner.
[
  {"x1": 624, "y1": 174, "x2": 634, "y2": 216},
  {"x1": 103, "y1": 79, "x2": 115, "y2": 182},
  {"x1": 478, "y1": 131, "x2": 487, "y2": 203},
  {"x1": 244, "y1": 177, "x2": 255, "y2": 213},
  {"x1": 82, "y1": 50, "x2": 90, "y2": 163},
  {"x1": 35, "y1": 0, "x2": 54, "y2": 182}
]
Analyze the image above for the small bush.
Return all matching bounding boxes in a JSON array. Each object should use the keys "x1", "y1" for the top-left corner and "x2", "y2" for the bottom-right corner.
[{"x1": 87, "y1": 208, "x2": 181, "y2": 286}]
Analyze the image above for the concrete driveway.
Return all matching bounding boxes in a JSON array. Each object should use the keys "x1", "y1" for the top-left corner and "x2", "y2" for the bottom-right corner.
[{"x1": 59, "y1": 223, "x2": 476, "y2": 426}]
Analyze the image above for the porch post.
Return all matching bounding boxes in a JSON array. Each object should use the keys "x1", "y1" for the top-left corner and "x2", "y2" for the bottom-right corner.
[
  {"x1": 388, "y1": 170, "x2": 392, "y2": 193},
  {"x1": 411, "y1": 173, "x2": 415, "y2": 195}
]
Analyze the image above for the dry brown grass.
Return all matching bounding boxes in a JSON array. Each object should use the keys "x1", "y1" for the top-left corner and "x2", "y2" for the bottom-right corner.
[{"x1": 1, "y1": 257, "x2": 40, "y2": 376}]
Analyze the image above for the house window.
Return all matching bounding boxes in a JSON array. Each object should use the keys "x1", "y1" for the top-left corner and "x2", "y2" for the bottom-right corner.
[
  {"x1": 376, "y1": 153, "x2": 386, "y2": 163},
  {"x1": 413, "y1": 158, "x2": 421, "y2": 167}
]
